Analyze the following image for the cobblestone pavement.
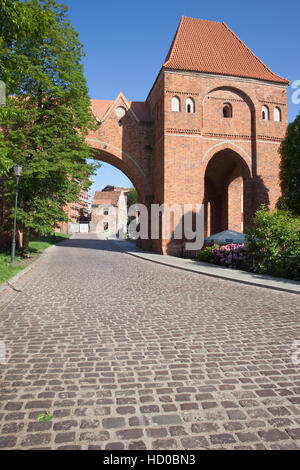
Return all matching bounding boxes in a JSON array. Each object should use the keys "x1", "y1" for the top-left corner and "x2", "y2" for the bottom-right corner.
[{"x1": 0, "y1": 234, "x2": 300, "y2": 450}]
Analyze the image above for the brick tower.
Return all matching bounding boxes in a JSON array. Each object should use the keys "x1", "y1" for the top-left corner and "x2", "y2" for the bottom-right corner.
[{"x1": 88, "y1": 16, "x2": 289, "y2": 255}]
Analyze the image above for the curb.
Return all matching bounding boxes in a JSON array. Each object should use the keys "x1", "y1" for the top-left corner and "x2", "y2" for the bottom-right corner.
[
  {"x1": 127, "y1": 251, "x2": 300, "y2": 295},
  {"x1": 111, "y1": 241, "x2": 300, "y2": 295}
]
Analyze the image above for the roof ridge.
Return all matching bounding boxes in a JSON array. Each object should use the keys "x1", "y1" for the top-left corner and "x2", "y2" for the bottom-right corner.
[
  {"x1": 184, "y1": 16, "x2": 223, "y2": 23},
  {"x1": 221, "y1": 22, "x2": 288, "y2": 84}
]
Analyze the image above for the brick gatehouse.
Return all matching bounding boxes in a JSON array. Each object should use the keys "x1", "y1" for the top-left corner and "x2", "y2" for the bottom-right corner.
[{"x1": 87, "y1": 16, "x2": 289, "y2": 255}]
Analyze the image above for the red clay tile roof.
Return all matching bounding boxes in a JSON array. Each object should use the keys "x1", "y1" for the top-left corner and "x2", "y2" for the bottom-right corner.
[
  {"x1": 92, "y1": 190, "x2": 121, "y2": 206},
  {"x1": 163, "y1": 17, "x2": 289, "y2": 84},
  {"x1": 90, "y1": 100, "x2": 114, "y2": 120},
  {"x1": 91, "y1": 99, "x2": 152, "y2": 122}
]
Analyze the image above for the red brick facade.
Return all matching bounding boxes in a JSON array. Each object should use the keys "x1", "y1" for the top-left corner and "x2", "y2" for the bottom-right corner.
[
  {"x1": 57, "y1": 187, "x2": 89, "y2": 233},
  {"x1": 87, "y1": 17, "x2": 289, "y2": 255}
]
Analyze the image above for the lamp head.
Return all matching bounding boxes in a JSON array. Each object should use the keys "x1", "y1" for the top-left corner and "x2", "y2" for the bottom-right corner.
[{"x1": 14, "y1": 164, "x2": 23, "y2": 177}]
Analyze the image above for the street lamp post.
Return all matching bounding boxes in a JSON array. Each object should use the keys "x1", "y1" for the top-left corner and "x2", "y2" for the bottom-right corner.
[{"x1": 11, "y1": 164, "x2": 23, "y2": 265}]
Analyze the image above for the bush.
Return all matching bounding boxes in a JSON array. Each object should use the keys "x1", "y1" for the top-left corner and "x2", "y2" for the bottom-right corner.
[
  {"x1": 198, "y1": 245, "x2": 218, "y2": 263},
  {"x1": 197, "y1": 208, "x2": 300, "y2": 280},
  {"x1": 246, "y1": 206, "x2": 300, "y2": 259},
  {"x1": 285, "y1": 257, "x2": 300, "y2": 281}
]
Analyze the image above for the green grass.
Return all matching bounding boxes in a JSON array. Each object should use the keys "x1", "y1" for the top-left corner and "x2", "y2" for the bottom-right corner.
[
  {"x1": 0, "y1": 233, "x2": 71, "y2": 285},
  {"x1": 0, "y1": 254, "x2": 24, "y2": 285}
]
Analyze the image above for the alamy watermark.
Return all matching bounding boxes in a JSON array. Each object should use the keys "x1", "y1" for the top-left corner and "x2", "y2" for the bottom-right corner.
[
  {"x1": 97, "y1": 203, "x2": 205, "y2": 250},
  {"x1": 0, "y1": 341, "x2": 6, "y2": 364},
  {"x1": 291, "y1": 340, "x2": 300, "y2": 366},
  {"x1": 291, "y1": 80, "x2": 300, "y2": 105}
]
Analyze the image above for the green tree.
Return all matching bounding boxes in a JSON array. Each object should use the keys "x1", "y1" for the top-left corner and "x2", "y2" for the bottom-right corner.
[
  {"x1": 0, "y1": 134, "x2": 12, "y2": 175},
  {"x1": 0, "y1": 0, "x2": 27, "y2": 175},
  {"x1": 0, "y1": 0, "x2": 27, "y2": 44},
  {"x1": 127, "y1": 187, "x2": 138, "y2": 208},
  {"x1": 279, "y1": 113, "x2": 300, "y2": 215},
  {"x1": 0, "y1": 0, "x2": 99, "y2": 255}
]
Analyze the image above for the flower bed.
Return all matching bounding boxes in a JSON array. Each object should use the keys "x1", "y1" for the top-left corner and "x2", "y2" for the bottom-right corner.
[
  {"x1": 198, "y1": 243, "x2": 300, "y2": 281},
  {"x1": 198, "y1": 243, "x2": 248, "y2": 268}
]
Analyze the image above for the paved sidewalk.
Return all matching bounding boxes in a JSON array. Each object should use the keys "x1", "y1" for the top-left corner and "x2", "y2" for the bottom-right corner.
[
  {"x1": 0, "y1": 234, "x2": 300, "y2": 450},
  {"x1": 110, "y1": 239, "x2": 300, "y2": 295}
]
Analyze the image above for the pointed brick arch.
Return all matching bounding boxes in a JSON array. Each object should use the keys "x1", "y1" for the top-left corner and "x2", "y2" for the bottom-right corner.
[
  {"x1": 202, "y1": 141, "x2": 252, "y2": 170},
  {"x1": 204, "y1": 147, "x2": 252, "y2": 236},
  {"x1": 87, "y1": 92, "x2": 153, "y2": 203},
  {"x1": 87, "y1": 142, "x2": 151, "y2": 201}
]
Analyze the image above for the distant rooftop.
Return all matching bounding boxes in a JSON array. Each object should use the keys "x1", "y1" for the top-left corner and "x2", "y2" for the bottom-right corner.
[
  {"x1": 92, "y1": 190, "x2": 121, "y2": 206},
  {"x1": 102, "y1": 185, "x2": 130, "y2": 192}
]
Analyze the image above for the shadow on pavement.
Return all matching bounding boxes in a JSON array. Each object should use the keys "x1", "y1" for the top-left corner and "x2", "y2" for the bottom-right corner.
[{"x1": 55, "y1": 235, "x2": 124, "y2": 252}]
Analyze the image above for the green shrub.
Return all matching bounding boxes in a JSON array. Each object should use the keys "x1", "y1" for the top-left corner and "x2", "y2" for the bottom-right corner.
[
  {"x1": 198, "y1": 245, "x2": 219, "y2": 262},
  {"x1": 246, "y1": 206, "x2": 300, "y2": 259},
  {"x1": 285, "y1": 257, "x2": 300, "y2": 281}
]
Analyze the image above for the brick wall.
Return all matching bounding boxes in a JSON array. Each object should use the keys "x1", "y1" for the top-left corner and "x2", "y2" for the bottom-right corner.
[{"x1": 86, "y1": 70, "x2": 287, "y2": 255}]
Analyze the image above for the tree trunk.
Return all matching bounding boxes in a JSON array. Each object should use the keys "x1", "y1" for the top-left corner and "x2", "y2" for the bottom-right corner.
[{"x1": 22, "y1": 227, "x2": 30, "y2": 258}]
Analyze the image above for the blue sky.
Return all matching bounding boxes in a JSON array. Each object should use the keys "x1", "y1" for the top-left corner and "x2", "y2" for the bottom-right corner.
[{"x1": 62, "y1": 0, "x2": 300, "y2": 197}]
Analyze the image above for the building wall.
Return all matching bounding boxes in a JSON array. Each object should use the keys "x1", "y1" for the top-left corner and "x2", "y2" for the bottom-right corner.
[
  {"x1": 154, "y1": 70, "x2": 287, "y2": 254},
  {"x1": 90, "y1": 203, "x2": 117, "y2": 235},
  {"x1": 87, "y1": 97, "x2": 153, "y2": 202},
  {"x1": 90, "y1": 191, "x2": 128, "y2": 237},
  {"x1": 56, "y1": 187, "x2": 89, "y2": 233},
  {"x1": 86, "y1": 71, "x2": 287, "y2": 255}
]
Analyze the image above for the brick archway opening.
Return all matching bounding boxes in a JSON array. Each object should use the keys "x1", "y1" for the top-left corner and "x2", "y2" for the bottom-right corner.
[
  {"x1": 91, "y1": 149, "x2": 150, "y2": 204},
  {"x1": 91, "y1": 149, "x2": 153, "y2": 251},
  {"x1": 204, "y1": 149, "x2": 252, "y2": 237}
]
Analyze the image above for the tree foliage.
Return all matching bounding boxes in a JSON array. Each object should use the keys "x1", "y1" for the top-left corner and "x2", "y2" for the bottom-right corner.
[
  {"x1": 127, "y1": 187, "x2": 138, "y2": 208},
  {"x1": 0, "y1": 0, "x2": 26, "y2": 175},
  {"x1": 279, "y1": 113, "x2": 300, "y2": 216},
  {"x1": 0, "y1": 0, "x2": 99, "y2": 253},
  {"x1": 0, "y1": 0, "x2": 27, "y2": 44}
]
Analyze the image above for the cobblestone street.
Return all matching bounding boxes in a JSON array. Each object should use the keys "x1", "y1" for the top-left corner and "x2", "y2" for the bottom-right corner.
[{"x1": 0, "y1": 234, "x2": 300, "y2": 450}]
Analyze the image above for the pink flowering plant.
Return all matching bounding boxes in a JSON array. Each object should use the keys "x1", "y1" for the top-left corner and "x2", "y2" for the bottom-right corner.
[{"x1": 198, "y1": 243, "x2": 248, "y2": 268}]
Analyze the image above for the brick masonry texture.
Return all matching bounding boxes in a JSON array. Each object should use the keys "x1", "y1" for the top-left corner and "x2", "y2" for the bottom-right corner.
[
  {"x1": 87, "y1": 18, "x2": 288, "y2": 255},
  {"x1": 0, "y1": 234, "x2": 299, "y2": 450}
]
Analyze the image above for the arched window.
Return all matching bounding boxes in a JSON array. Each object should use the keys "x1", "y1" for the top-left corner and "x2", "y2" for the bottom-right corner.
[
  {"x1": 222, "y1": 103, "x2": 232, "y2": 118},
  {"x1": 274, "y1": 107, "x2": 281, "y2": 122},
  {"x1": 262, "y1": 105, "x2": 269, "y2": 120},
  {"x1": 171, "y1": 96, "x2": 180, "y2": 112},
  {"x1": 186, "y1": 97, "x2": 195, "y2": 113}
]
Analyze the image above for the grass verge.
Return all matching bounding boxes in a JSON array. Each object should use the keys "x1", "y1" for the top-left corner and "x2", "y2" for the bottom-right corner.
[{"x1": 0, "y1": 233, "x2": 71, "y2": 285}]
